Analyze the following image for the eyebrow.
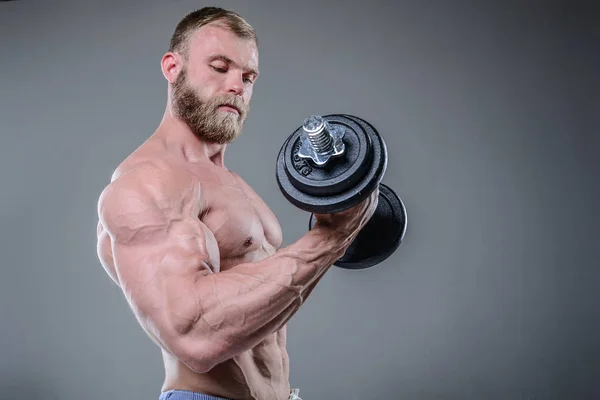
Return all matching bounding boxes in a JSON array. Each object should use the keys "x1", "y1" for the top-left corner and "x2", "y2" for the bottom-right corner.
[{"x1": 208, "y1": 54, "x2": 259, "y2": 77}]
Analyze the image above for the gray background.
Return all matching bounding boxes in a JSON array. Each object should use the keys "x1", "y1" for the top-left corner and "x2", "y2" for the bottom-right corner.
[{"x1": 1, "y1": 0, "x2": 598, "y2": 399}]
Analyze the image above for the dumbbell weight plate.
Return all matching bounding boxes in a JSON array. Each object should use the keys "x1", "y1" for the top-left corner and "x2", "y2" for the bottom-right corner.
[{"x1": 276, "y1": 114, "x2": 387, "y2": 214}]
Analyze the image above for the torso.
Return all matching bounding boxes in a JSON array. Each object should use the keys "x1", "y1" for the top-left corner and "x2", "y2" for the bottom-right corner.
[{"x1": 96, "y1": 137, "x2": 290, "y2": 400}]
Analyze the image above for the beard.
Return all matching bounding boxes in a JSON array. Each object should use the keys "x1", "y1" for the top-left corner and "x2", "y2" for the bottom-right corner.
[{"x1": 171, "y1": 68, "x2": 249, "y2": 144}]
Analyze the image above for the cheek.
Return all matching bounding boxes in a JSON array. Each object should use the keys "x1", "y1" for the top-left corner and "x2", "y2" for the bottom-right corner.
[
  {"x1": 244, "y1": 87, "x2": 254, "y2": 103},
  {"x1": 190, "y1": 78, "x2": 217, "y2": 99},
  {"x1": 187, "y1": 66, "x2": 218, "y2": 90}
]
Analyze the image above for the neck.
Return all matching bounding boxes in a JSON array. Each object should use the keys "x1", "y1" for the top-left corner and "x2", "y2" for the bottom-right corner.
[{"x1": 156, "y1": 108, "x2": 228, "y2": 167}]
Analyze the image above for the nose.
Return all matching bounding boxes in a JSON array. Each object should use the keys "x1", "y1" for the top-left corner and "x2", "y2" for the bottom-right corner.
[{"x1": 226, "y1": 73, "x2": 245, "y2": 96}]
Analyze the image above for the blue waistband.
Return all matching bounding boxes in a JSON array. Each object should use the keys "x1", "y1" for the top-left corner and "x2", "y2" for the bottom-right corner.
[{"x1": 159, "y1": 389, "x2": 231, "y2": 400}]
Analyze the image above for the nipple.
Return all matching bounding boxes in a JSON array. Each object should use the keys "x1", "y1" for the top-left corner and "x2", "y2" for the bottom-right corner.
[{"x1": 243, "y1": 236, "x2": 254, "y2": 247}]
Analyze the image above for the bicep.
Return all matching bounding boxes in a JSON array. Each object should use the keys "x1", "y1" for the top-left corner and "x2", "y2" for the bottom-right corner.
[{"x1": 111, "y1": 218, "x2": 213, "y2": 337}]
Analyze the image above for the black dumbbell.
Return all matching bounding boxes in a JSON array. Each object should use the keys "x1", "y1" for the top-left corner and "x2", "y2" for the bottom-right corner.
[{"x1": 275, "y1": 114, "x2": 408, "y2": 270}]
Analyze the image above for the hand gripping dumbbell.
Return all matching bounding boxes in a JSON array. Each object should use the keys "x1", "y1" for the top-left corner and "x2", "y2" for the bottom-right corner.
[{"x1": 275, "y1": 114, "x2": 408, "y2": 270}]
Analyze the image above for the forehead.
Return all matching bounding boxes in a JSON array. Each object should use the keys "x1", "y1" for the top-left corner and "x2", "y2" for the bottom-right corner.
[{"x1": 187, "y1": 23, "x2": 258, "y2": 68}]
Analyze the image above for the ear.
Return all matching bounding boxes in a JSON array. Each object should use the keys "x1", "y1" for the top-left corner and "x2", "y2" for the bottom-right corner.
[{"x1": 161, "y1": 52, "x2": 182, "y2": 84}]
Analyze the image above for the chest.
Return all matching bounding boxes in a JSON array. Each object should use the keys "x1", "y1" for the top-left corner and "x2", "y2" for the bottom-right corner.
[{"x1": 196, "y1": 171, "x2": 283, "y2": 263}]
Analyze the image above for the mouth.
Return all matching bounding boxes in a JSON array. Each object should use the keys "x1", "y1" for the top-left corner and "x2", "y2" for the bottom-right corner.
[{"x1": 218, "y1": 103, "x2": 241, "y2": 115}]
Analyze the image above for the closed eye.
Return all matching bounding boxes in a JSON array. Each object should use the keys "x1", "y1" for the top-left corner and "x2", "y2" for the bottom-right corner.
[{"x1": 211, "y1": 64, "x2": 255, "y2": 84}]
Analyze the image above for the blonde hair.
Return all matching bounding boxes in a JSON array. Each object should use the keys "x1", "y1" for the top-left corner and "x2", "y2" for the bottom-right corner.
[{"x1": 169, "y1": 7, "x2": 257, "y2": 58}]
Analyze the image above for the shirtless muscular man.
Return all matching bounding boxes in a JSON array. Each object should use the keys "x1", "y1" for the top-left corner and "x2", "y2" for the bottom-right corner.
[{"x1": 96, "y1": 7, "x2": 378, "y2": 400}]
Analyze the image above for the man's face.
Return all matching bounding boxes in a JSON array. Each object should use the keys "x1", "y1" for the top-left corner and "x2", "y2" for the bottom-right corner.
[{"x1": 171, "y1": 23, "x2": 259, "y2": 144}]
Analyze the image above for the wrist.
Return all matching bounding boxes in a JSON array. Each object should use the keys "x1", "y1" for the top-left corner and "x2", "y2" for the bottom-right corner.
[{"x1": 308, "y1": 224, "x2": 348, "y2": 255}]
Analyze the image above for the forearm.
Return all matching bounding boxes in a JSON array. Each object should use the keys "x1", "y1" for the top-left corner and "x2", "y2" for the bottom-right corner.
[{"x1": 178, "y1": 226, "x2": 345, "y2": 369}]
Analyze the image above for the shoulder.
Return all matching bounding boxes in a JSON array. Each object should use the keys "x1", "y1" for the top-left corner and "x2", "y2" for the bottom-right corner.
[
  {"x1": 98, "y1": 158, "x2": 201, "y2": 242},
  {"x1": 228, "y1": 170, "x2": 256, "y2": 193}
]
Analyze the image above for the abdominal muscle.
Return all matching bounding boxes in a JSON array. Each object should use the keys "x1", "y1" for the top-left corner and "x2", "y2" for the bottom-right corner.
[{"x1": 161, "y1": 327, "x2": 290, "y2": 400}]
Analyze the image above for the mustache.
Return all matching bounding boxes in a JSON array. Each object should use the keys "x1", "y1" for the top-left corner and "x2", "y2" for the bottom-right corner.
[{"x1": 212, "y1": 95, "x2": 247, "y2": 114}]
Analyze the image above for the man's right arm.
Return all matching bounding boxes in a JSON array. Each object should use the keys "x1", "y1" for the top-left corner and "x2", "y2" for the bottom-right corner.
[{"x1": 97, "y1": 161, "x2": 351, "y2": 373}]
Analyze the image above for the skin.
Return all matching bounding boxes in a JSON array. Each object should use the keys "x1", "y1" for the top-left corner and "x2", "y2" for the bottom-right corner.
[{"x1": 96, "y1": 22, "x2": 378, "y2": 400}]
